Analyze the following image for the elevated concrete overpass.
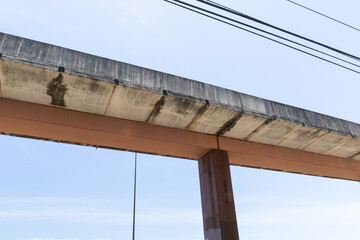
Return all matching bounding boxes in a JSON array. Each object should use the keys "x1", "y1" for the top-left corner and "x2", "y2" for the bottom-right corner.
[{"x1": 1, "y1": 32, "x2": 360, "y2": 239}]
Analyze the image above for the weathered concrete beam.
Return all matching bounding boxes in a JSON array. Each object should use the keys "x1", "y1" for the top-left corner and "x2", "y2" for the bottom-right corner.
[{"x1": 1, "y1": 32, "x2": 360, "y2": 139}]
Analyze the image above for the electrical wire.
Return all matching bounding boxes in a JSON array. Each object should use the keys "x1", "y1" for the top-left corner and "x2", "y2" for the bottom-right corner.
[
  {"x1": 165, "y1": 0, "x2": 360, "y2": 75},
  {"x1": 197, "y1": 0, "x2": 360, "y2": 62},
  {"x1": 168, "y1": 0, "x2": 360, "y2": 69},
  {"x1": 286, "y1": 0, "x2": 360, "y2": 32},
  {"x1": 132, "y1": 152, "x2": 137, "y2": 240}
]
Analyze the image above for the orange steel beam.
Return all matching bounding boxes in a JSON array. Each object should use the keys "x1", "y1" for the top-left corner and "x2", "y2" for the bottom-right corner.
[
  {"x1": 1, "y1": 97, "x2": 360, "y2": 181},
  {"x1": 222, "y1": 138, "x2": 360, "y2": 180}
]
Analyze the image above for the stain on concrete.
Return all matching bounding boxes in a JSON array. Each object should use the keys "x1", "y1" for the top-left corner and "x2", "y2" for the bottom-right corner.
[
  {"x1": 47, "y1": 73, "x2": 67, "y2": 107},
  {"x1": 146, "y1": 96, "x2": 165, "y2": 123},
  {"x1": 350, "y1": 151, "x2": 360, "y2": 160},
  {"x1": 216, "y1": 113, "x2": 243, "y2": 136},
  {"x1": 185, "y1": 104, "x2": 209, "y2": 130},
  {"x1": 175, "y1": 99, "x2": 192, "y2": 115},
  {"x1": 89, "y1": 81, "x2": 101, "y2": 93},
  {"x1": 244, "y1": 118, "x2": 274, "y2": 140},
  {"x1": 283, "y1": 129, "x2": 326, "y2": 148}
]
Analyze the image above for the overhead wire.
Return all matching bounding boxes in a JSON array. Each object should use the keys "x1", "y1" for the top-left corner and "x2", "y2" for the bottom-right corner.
[
  {"x1": 164, "y1": 0, "x2": 360, "y2": 75},
  {"x1": 132, "y1": 152, "x2": 137, "y2": 240},
  {"x1": 168, "y1": 0, "x2": 360, "y2": 70},
  {"x1": 197, "y1": 0, "x2": 360, "y2": 62},
  {"x1": 286, "y1": 0, "x2": 360, "y2": 32}
]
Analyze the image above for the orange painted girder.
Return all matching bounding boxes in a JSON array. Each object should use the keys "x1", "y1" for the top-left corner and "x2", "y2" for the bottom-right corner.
[{"x1": 0, "y1": 97, "x2": 360, "y2": 181}]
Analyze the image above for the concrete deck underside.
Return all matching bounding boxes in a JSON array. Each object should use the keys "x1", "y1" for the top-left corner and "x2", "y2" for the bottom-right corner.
[{"x1": 1, "y1": 32, "x2": 360, "y2": 181}]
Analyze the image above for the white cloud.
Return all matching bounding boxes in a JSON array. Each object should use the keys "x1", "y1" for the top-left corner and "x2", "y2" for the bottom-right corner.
[
  {"x1": 0, "y1": 208, "x2": 131, "y2": 223},
  {"x1": 237, "y1": 201, "x2": 360, "y2": 225},
  {"x1": 137, "y1": 208, "x2": 202, "y2": 225},
  {"x1": 33, "y1": 238, "x2": 56, "y2": 240},
  {"x1": 0, "y1": 197, "x2": 106, "y2": 204},
  {"x1": 32, "y1": 238, "x2": 79, "y2": 240},
  {"x1": 0, "y1": 204, "x2": 201, "y2": 226},
  {"x1": 2, "y1": 196, "x2": 359, "y2": 229}
]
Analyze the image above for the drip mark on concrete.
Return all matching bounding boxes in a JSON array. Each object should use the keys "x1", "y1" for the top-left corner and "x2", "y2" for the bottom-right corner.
[
  {"x1": 185, "y1": 103, "x2": 209, "y2": 130},
  {"x1": 47, "y1": 73, "x2": 67, "y2": 107},
  {"x1": 146, "y1": 96, "x2": 165, "y2": 123},
  {"x1": 216, "y1": 112, "x2": 243, "y2": 136},
  {"x1": 244, "y1": 118, "x2": 274, "y2": 140},
  {"x1": 349, "y1": 151, "x2": 360, "y2": 160}
]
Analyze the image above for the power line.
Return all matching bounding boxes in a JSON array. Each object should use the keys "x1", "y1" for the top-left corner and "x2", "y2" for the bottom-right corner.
[
  {"x1": 286, "y1": 0, "x2": 360, "y2": 32},
  {"x1": 169, "y1": 0, "x2": 360, "y2": 70},
  {"x1": 132, "y1": 152, "x2": 137, "y2": 240},
  {"x1": 165, "y1": 0, "x2": 360, "y2": 75},
  {"x1": 197, "y1": 0, "x2": 360, "y2": 62}
]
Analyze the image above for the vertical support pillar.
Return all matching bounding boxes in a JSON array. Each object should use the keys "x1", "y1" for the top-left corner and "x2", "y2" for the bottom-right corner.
[{"x1": 198, "y1": 149, "x2": 239, "y2": 240}]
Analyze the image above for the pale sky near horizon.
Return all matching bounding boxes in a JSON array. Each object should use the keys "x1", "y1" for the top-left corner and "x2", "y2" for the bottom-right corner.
[{"x1": 1, "y1": 0, "x2": 360, "y2": 240}]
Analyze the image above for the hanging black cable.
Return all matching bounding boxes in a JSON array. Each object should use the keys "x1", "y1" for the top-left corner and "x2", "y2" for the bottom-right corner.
[
  {"x1": 167, "y1": 0, "x2": 360, "y2": 70},
  {"x1": 132, "y1": 152, "x2": 137, "y2": 240},
  {"x1": 165, "y1": 0, "x2": 360, "y2": 75},
  {"x1": 286, "y1": 0, "x2": 360, "y2": 32},
  {"x1": 196, "y1": 0, "x2": 360, "y2": 62}
]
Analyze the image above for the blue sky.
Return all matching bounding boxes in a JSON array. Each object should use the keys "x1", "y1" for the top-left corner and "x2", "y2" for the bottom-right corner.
[{"x1": 1, "y1": 0, "x2": 360, "y2": 239}]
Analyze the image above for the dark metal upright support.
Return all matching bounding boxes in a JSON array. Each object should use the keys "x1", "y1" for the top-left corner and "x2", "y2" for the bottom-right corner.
[{"x1": 198, "y1": 149, "x2": 239, "y2": 240}]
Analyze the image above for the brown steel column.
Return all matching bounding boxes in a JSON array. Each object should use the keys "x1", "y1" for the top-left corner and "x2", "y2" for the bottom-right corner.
[{"x1": 198, "y1": 149, "x2": 239, "y2": 240}]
